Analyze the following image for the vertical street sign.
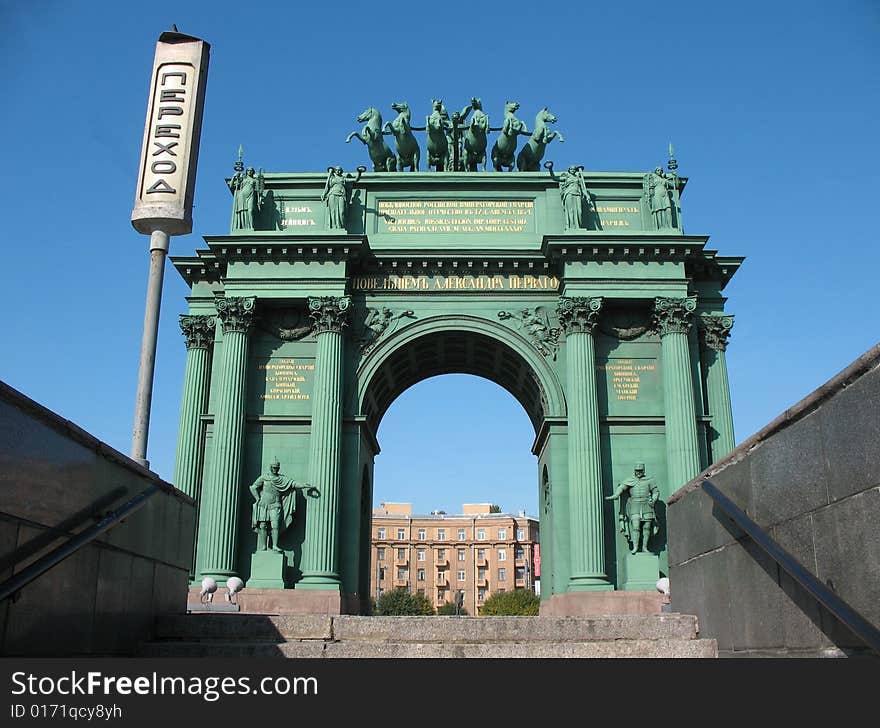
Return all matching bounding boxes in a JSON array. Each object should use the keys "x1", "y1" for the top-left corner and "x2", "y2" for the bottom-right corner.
[{"x1": 130, "y1": 28, "x2": 210, "y2": 468}]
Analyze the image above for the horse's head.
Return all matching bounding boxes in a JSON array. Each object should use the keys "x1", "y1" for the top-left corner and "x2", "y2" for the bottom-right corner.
[
  {"x1": 391, "y1": 102, "x2": 410, "y2": 114},
  {"x1": 357, "y1": 107, "x2": 378, "y2": 123},
  {"x1": 504, "y1": 101, "x2": 520, "y2": 114},
  {"x1": 471, "y1": 97, "x2": 483, "y2": 111},
  {"x1": 537, "y1": 107, "x2": 557, "y2": 124}
]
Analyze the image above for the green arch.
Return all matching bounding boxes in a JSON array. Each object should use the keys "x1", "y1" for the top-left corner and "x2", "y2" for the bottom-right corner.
[{"x1": 356, "y1": 314, "x2": 566, "y2": 433}]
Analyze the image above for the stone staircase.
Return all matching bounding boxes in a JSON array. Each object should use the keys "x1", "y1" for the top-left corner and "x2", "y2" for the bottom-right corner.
[{"x1": 141, "y1": 613, "x2": 717, "y2": 658}]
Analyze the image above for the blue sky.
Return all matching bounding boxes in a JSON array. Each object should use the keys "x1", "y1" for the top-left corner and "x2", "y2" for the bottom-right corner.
[{"x1": 1, "y1": 1, "x2": 877, "y2": 517}]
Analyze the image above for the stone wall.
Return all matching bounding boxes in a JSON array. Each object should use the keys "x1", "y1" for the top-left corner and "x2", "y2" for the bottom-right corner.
[
  {"x1": 0, "y1": 382, "x2": 196, "y2": 656},
  {"x1": 667, "y1": 345, "x2": 880, "y2": 656}
]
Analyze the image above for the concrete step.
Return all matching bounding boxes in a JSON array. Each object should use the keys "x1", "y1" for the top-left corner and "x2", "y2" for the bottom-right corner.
[
  {"x1": 141, "y1": 638, "x2": 718, "y2": 659},
  {"x1": 154, "y1": 613, "x2": 701, "y2": 643},
  {"x1": 144, "y1": 613, "x2": 717, "y2": 658}
]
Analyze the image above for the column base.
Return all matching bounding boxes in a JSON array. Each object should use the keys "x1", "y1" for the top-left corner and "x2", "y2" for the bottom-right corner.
[
  {"x1": 621, "y1": 552, "x2": 661, "y2": 591},
  {"x1": 246, "y1": 551, "x2": 287, "y2": 589},
  {"x1": 297, "y1": 573, "x2": 342, "y2": 590},
  {"x1": 195, "y1": 570, "x2": 238, "y2": 587},
  {"x1": 566, "y1": 574, "x2": 614, "y2": 592}
]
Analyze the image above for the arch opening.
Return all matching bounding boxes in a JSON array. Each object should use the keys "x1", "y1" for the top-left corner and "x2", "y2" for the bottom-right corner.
[{"x1": 361, "y1": 328, "x2": 548, "y2": 435}]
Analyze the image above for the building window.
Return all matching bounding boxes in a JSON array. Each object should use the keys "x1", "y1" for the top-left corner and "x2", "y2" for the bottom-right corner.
[
  {"x1": 437, "y1": 548, "x2": 446, "y2": 560},
  {"x1": 516, "y1": 528, "x2": 525, "y2": 541},
  {"x1": 418, "y1": 528, "x2": 426, "y2": 540},
  {"x1": 478, "y1": 588, "x2": 487, "y2": 603},
  {"x1": 397, "y1": 548, "x2": 406, "y2": 560},
  {"x1": 397, "y1": 528, "x2": 406, "y2": 540},
  {"x1": 437, "y1": 528, "x2": 446, "y2": 541},
  {"x1": 498, "y1": 527, "x2": 507, "y2": 539},
  {"x1": 438, "y1": 588, "x2": 447, "y2": 602},
  {"x1": 417, "y1": 568, "x2": 425, "y2": 581},
  {"x1": 477, "y1": 548, "x2": 486, "y2": 559},
  {"x1": 397, "y1": 567, "x2": 407, "y2": 580},
  {"x1": 377, "y1": 547, "x2": 385, "y2": 560},
  {"x1": 515, "y1": 567, "x2": 526, "y2": 581},
  {"x1": 514, "y1": 546, "x2": 524, "y2": 560},
  {"x1": 457, "y1": 528, "x2": 466, "y2": 540},
  {"x1": 477, "y1": 528, "x2": 486, "y2": 541},
  {"x1": 457, "y1": 549, "x2": 466, "y2": 561},
  {"x1": 438, "y1": 569, "x2": 447, "y2": 582},
  {"x1": 457, "y1": 569, "x2": 466, "y2": 582},
  {"x1": 377, "y1": 528, "x2": 386, "y2": 539},
  {"x1": 377, "y1": 587, "x2": 384, "y2": 597},
  {"x1": 498, "y1": 568, "x2": 507, "y2": 581},
  {"x1": 498, "y1": 549, "x2": 506, "y2": 561},
  {"x1": 417, "y1": 588, "x2": 425, "y2": 596},
  {"x1": 478, "y1": 566, "x2": 487, "y2": 580},
  {"x1": 378, "y1": 566, "x2": 386, "y2": 580},
  {"x1": 417, "y1": 549, "x2": 426, "y2": 561}
]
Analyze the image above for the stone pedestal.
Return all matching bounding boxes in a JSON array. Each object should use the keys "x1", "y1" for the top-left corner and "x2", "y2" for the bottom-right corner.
[
  {"x1": 621, "y1": 552, "x2": 660, "y2": 591},
  {"x1": 185, "y1": 587, "x2": 361, "y2": 615},
  {"x1": 540, "y1": 590, "x2": 667, "y2": 616},
  {"x1": 247, "y1": 551, "x2": 287, "y2": 589}
]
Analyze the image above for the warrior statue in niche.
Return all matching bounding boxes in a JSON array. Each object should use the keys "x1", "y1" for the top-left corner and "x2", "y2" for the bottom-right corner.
[
  {"x1": 249, "y1": 458, "x2": 319, "y2": 552},
  {"x1": 606, "y1": 462, "x2": 660, "y2": 554}
]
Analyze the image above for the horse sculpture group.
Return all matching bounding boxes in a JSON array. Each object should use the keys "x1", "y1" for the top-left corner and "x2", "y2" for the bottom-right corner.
[{"x1": 346, "y1": 100, "x2": 564, "y2": 172}]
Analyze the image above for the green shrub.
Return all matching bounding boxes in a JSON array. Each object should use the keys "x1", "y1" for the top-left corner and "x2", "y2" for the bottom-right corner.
[
  {"x1": 436, "y1": 601, "x2": 469, "y2": 616},
  {"x1": 375, "y1": 588, "x2": 435, "y2": 616},
  {"x1": 478, "y1": 589, "x2": 540, "y2": 616}
]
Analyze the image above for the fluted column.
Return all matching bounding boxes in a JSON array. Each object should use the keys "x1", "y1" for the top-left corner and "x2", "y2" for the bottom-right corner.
[
  {"x1": 173, "y1": 315, "x2": 215, "y2": 500},
  {"x1": 298, "y1": 296, "x2": 350, "y2": 588},
  {"x1": 558, "y1": 296, "x2": 612, "y2": 591},
  {"x1": 655, "y1": 297, "x2": 702, "y2": 490},
  {"x1": 196, "y1": 297, "x2": 255, "y2": 582},
  {"x1": 699, "y1": 314, "x2": 735, "y2": 461}
]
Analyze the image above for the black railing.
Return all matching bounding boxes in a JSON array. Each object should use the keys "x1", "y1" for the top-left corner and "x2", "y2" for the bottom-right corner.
[
  {"x1": 702, "y1": 478, "x2": 880, "y2": 655},
  {"x1": 0, "y1": 485, "x2": 160, "y2": 603}
]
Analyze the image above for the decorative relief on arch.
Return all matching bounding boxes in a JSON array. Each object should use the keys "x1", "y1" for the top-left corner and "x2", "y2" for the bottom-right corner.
[
  {"x1": 497, "y1": 306, "x2": 561, "y2": 359},
  {"x1": 356, "y1": 306, "x2": 417, "y2": 354}
]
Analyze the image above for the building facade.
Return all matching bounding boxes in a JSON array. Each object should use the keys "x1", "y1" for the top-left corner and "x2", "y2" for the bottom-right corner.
[{"x1": 372, "y1": 503, "x2": 539, "y2": 615}]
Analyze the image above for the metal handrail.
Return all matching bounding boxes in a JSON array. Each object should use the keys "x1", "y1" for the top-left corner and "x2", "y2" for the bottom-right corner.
[
  {"x1": 0, "y1": 485, "x2": 160, "y2": 603},
  {"x1": 702, "y1": 478, "x2": 880, "y2": 654}
]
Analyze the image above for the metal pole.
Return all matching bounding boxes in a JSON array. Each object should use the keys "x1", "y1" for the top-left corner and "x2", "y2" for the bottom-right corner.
[{"x1": 131, "y1": 228, "x2": 170, "y2": 468}]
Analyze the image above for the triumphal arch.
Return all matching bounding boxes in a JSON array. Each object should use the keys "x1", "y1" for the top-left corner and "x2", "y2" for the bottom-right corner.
[{"x1": 171, "y1": 100, "x2": 741, "y2": 614}]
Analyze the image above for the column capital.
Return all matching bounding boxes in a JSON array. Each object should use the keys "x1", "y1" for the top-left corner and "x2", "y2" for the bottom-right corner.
[
  {"x1": 308, "y1": 296, "x2": 351, "y2": 334},
  {"x1": 653, "y1": 296, "x2": 697, "y2": 336},
  {"x1": 698, "y1": 313, "x2": 735, "y2": 351},
  {"x1": 178, "y1": 314, "x2": 215, "y2": 350},
  {"x1": 215, "y1": 296, "x2": 256, "y2": 334},
  {"x1": 557, "y1": 296, "x2": 604, "y2": 335}
]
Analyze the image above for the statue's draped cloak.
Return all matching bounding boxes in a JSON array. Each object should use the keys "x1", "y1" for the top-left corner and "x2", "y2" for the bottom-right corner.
[{"x1": 251, "y1": 474, "x2": 298, "y2": 531}]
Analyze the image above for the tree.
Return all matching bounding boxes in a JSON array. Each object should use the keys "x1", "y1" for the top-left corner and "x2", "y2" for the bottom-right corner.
[
  {"x1": 478, "y1": 589, "x2": 540, "y2": 616},
  {"x1": 489, "y1": 504, "x2": 502, "y2": 513},
  {"x1": 437, "y1": 601, "x2": 469, "y2": 616},
  {"x1": 375, "y1": 588, "x2": 435, "y2": 616}
]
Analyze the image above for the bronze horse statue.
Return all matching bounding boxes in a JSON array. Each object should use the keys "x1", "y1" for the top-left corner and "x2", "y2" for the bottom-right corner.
[
  {"x1": 516, "y1": 108, "x2": 564, "y2": 171},
  {"x1": 384, "y1": 102, "x2": 420, "y2": 172},
  {"x1": 346, "y1": 106, "x2": 397, "y2": 172},
  {"x1": 462, "y1": 98, "x2": 490, "y2": 171},
  {"x1": 490, "y1": 101, "x2": 530, "y2": 171},
  {"x1": 425, "y1": 99, "x2": 452, "y2": 172}
]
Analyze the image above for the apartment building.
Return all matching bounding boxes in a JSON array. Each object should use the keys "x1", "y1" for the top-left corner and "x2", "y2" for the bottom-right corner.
[{"x1": 371, "y1": 502, "x2": 540, "y2": 615}]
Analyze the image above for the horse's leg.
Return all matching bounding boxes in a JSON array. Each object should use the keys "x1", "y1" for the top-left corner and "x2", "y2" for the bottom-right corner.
[{"x1": 346, "y1": 132, "x2": 365, "y2": 145}]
